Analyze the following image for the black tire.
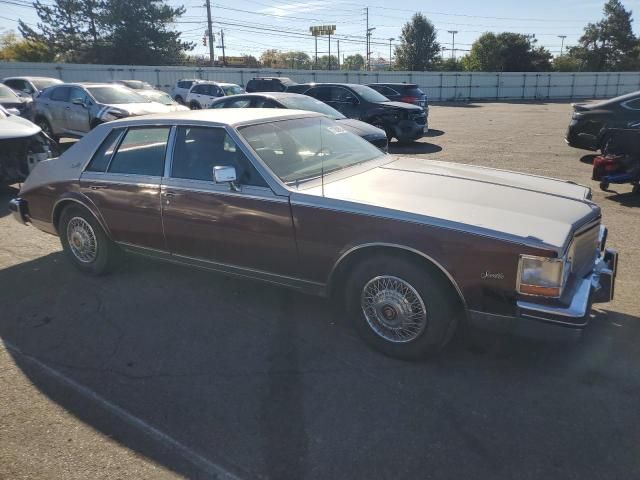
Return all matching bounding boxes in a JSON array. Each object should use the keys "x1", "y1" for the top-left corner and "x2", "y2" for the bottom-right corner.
[
  {"x1": 372, "y1": 122, "x2": 393, "y2": 141},
  {"x1": 35, "y1": 117, "x2": 58, "y2": 143},
  {"x1": 633, "y1": 184, "x2": 640, "y2": 194},
  {"x1": 600, "y1": 180, "x2": 610, "y2": 191},
  {"x1": 175, "y1": 95, "x2": 184, "y2": 105},
  {"x1": 344, "y1": 254, "x2": 460, "y2": 360},
  {"x1": 190, "y1": 101, "x2": 201, "y2": 110},
  {"x1": 59, "y1": 205, "x2": 119, "y2": 275}
]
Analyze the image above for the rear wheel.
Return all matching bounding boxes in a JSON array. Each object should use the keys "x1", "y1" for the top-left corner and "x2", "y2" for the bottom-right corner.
[
  {"x1": 345, "y1": 254, "x2": 460, "y2": 359},
  {"x1": 190, "y1": 101, "x2": 201, "y2": 110},
  {"x1": 59, "y1": 205, "x2": 119, "y2": 275},
  {"x1": 175, "y1": 95, "x2": 184, "y2": 105}
]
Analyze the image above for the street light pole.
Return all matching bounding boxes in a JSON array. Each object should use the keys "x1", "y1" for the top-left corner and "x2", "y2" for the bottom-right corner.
[
  {"x1": 388, "y1": 37, "x2": 394, "y2": 70},
  {"x1": 558, "y1": 35, "x2": 567, "y2": 56},
  {"x1": 447, "y1": 30, "x2": 458, "y2": 60}
]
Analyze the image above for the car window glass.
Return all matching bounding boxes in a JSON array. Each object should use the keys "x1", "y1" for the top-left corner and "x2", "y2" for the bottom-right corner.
[
  {"x1": 378, "y1": 86, "x2": 397, "y2": 96},
  {"x1": 331, "y1": 87, "x2": 355, "y2": 102},
  {"x1": 308, "y1": 87, "x2": 332, "y2": 102},
  {"x1": 171, "y1": 126, "x2": 267, "y2": 187},
  {"x1": 86, "y1": 129, "x2": 125, "y2": 172},
  {"x1": 226, "y1": 98, "x2": 252, "y2": 108},
  {"x1": 253, "y1": 98, "x2": 277, "y2": 108},
  {"x1": 625, "y1": 99, "x2": 640, "y2": 110},
  {"x1": 69, "y1": 87, "x2": 87, "y2": 104},
  {"x1": 108, "y1": 127, "x2": 170, "y2": 176},
  {"x1": 50, "y1": 86, "x2": 70, "y2": 102}
]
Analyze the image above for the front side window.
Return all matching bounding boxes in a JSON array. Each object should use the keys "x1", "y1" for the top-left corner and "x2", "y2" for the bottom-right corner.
[
  {"x1": 108, "y1": 127, "x2": 170, "y2": 176},
  {"x1": 222, "y1": 85, "x2": 244, "y2": 95},
  {"x1": 69, "y1": 87, "x2": 88, "y2": 104},
  {"x1": 349, "y1": 84, "x2": 389, "y2": 103},
  {"x1": 239, "y1": 116, "x2": 385, "y2": 185},
  {"x1": 307, "y1": 87, "x2": 332, "y2": 102},
  {"x1": 331, "y1": 87, "x2": 357, "y2": 103},
  {"x1": 171, "y1": 126, "x2": 267, "y2": 187},
  {"x1": 0, "y1": 84, "x2": 19, "y2": 101},
  {"x1": 191, "y1": 85, "x2": 204, "y2": 94}
]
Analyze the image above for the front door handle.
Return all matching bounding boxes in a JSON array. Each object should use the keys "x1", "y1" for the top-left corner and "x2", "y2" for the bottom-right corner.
[
  {"x1": 163, "y1": 191, "x2": 177, "y2": 197},
  {"x1": 88, "y1": 184, "x2": 108, "y2": 190}
]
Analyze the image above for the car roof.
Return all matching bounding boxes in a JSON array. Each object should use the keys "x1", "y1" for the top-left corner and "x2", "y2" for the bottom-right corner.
[
  {"x1": 367, "y1": 83, "x2": 418, "y2": 87},
  {"x1": 108, "y1": 108, "x2": 321, "y2": 127},
  {"x1": 193, "y1": 81, "x2": 239, "y2": 86},
  {"x1": 3, "y1": 76, "x2": 62, "y2": 82},
  {"x1": 53, "y1": 82, "x2": 128, "y2": 88},
  {"x1": 228, "y1": 92, "x2": 304, "y2": 99}
]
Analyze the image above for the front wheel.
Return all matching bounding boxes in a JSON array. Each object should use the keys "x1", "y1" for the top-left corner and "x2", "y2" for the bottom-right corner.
[
  {"x1": 190, "y1": 101, "x2": 201, "y2": 110},
  {"x1": 345, "y1": 254, "x2": 460, "y2": 359},
  {"x1": 59, "y1": 206, "x2": 119, "y2": 275},
  {"x1": 35, "y1": 117, "x2": 58, "y2": 143},
  {"x1": 600, "y1": 180, "x2": 610, "y2": 191}
]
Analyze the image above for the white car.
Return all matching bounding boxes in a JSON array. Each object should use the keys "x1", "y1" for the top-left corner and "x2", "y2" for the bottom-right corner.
[
  {"x1": 136, "y1": 89, "x2": 190, "y2": 112},
  {"x1": 185, "y1": 81, "x2": 245, "y2": 109},
  {"x1": 170, "y1": 78, "x2": 199, "y2": 105},
  {"x1": 3, "y1": 76, "x2": 63, "y2": 98}
]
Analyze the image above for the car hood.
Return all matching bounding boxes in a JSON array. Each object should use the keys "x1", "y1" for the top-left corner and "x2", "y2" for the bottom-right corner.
[
  {"x1": 380, "y1": 101, "x2": 423, "y2": 112},
  {"x1": 0, "y1": 113, "x2": 40, "y2": 139},
  {"x1": 337, "y1": 118, "x2": 386, "y2": 137},
  {"x1": 301, "y1": 157, "x2": 599, "y2": 251},
  {"x1": 110, "y1": 102, "x2": 175, "y2": 115}
]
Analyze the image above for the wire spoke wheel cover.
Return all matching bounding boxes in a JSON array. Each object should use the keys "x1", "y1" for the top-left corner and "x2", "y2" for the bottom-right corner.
[
  {"x1": 361, "y1": 275, "x2": 428, "y2": 343},
  {"x1": 67, "y1": 216, "x2": 98, "y2": 263}
]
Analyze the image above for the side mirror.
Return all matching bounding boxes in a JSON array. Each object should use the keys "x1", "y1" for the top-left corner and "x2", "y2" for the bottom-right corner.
[
  {"x1": 72, "y1": 97, "x2": 85, "y2": 106},
  {"x1": 6, "y1": 108, "x2": 20, "y2": 116},
  {"x1": 213, "y1": 165, "x2": 239, "y2": 191}
]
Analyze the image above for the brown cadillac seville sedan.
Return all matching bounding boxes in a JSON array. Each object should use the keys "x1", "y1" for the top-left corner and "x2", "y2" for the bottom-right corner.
[{"x1": 9, "y1": 109, "x2": 618, "y2": 358}]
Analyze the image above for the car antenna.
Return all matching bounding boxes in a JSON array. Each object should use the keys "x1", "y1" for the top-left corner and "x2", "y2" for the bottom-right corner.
[{"x1": 321, "y1": 125, "x2": 325, "y2": 197}]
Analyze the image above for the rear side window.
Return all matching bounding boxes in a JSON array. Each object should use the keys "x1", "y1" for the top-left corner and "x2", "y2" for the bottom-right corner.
[
  {"x1": 402, "y1": 86, "x2": 425, "y2": 96},
  {"x1": 50, "y1": 86, "x2": 70, "y2": 101},
  {"x1": 108, "y1": 127, "x2": 170, "y2": 176},
  {"x1": 86, "y1": 129, "x2": 125, "y2": 172}
]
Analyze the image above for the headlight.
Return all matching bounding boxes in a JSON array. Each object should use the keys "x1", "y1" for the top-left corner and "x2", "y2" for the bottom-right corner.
[
  {"x1": 517, "y1": 255, "x2": 568, "y2": 298},
  {"x1": 100, "y1": 108, "x2": 129, "y2": 122}
]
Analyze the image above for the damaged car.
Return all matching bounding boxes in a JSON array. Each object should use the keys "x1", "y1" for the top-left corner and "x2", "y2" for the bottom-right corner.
[{"x1": 0, "y1": 105, "x2": 55, "y2": 186}]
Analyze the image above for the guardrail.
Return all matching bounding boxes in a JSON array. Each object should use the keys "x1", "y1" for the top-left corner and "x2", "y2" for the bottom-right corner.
[{"x1": 2, "y1": 62, "x2": 639, "y2": 101}]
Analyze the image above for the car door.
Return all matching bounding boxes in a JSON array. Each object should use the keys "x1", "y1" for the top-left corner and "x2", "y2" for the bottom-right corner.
[
  {"x1": 66, "y1": 87, "x2": 92, "y2": 134},
  {"x1": 47, "y1": 86, "x2": 72, "y2": 133},
  {"x1": 80, "y1": 126, "x2": 170, "y2": 250},
  {"x1": 329, "y1": 87, "x2": 361, "y2": 118},
  {"x1": 161, "y1": 125, "x2": 299, "y2": 277}
]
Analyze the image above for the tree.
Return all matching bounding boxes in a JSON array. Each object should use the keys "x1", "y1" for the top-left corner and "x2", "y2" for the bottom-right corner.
[
  {"x1": 341, "y1": 53, "x2": 365, "y2": 71},
  {"x1": 394, "y1": 13, "x2": 440, "y2": 71},
  {"x1": 553, "y1": 55, "x2": 583, "y2": 72},
  {"x1": 316, "y1": 54, "x2": 339, "y2": 70},
  {"x1": 566, "y1": 0, "x2": 639, "y2": 71},
  {"x1": 435, "y1": 57, "x2": 464, "y2": 71},
  {"x1": 19, "y1": 0, "x2": 194, "y2": 64},
  {"x1": 0, "y1": 31, "x2": 54, "y2": 61},
  {"x1": 260, "y1": 50, "x2": 311, "y2": 69},
  {"x1": 463, "y1": 32, "x2": 552, "y2": 71}
]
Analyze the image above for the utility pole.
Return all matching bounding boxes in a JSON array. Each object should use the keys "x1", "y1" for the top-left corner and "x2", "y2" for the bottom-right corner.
[
  {"x1": 365, "y1": 7, "x2": 369, "y2": 71},
  {"x1": 315, "y1": 36, "x2": 318, "y2": 68},
  {"x1": 337, "y1": 39, "x2": 340, "y2": 69},
  {"x1": 215, "y1": 29, "x2": 226, "y2": 66},
  {"x1": 447, "y1": 30, "x2": 458, "y2": 60},
  {"x1": 388, "y1": 37, "x2": 394, "y2": 70},
  {"x1": 328, "y1": 33, "x2": 331, "y2": 70},
  {"x1": 367, "y1": 26, "x2": 376, "y2": 70},
  {"x1": 558, "y1": 35, "x2": 567, "y2": 55},
  {"x1": 205, "y1": 0, "x2": 214, "y2": 66}
]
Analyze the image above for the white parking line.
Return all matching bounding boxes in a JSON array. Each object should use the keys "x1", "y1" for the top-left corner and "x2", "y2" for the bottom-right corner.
[{"x1": 3, "y1": 341, "x2": 242, "y2": 480}]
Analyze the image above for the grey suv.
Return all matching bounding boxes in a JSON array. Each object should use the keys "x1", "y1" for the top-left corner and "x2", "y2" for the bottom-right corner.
[{"x1": 34, "y1": 83, "x2": 174, "y2": 141}]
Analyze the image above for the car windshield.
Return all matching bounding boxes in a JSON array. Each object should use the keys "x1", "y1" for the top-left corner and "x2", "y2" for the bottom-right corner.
[
  {"x1": 222, "y1": 85, "x2": 245, "y2": 95},
  {"x1": 0, "y1": 84, "x2": 19, "y2": 101},
  {"x1": 402, "y1": 87, "x2": 425, "y2": 96},
  {"x1": 239, "y1": 116, "x2": 385, "y2": 185},
  {"x1": 87, "y1": 86, "x2": 149, "y2": 104},
  {"x1": 138, "y1": 90, "x2": 175, "y2": 105},
  {"x1": 349, "y1": 84, "x2": 389, "y2": 103},
  {"x1": 120, "y1": 80, "x2": 153, "y2": 90},
  {"x1": 278, "y1": 95, "x2": 345, "y2": 120},
  {"x1": 32, "y1": 78, "x2": 62, "y2": 90}
]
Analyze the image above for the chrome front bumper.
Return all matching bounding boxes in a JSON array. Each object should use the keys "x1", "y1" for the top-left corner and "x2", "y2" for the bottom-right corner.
[
  {"x1": 471, "y1": 227, "x2": 618, "y2": 337},
  {"x1": 8, "y1": 197, "x2": 29, "y2": 225}
]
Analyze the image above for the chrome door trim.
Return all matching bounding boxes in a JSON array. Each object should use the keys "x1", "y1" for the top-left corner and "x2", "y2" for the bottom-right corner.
[
  {"x1": 164, "y1": 125, "x2": 177, "y2": 178},
  {"x1": 116, "y1": 241, "x2": 326, "y2": 296},
  {"x1": 160, "y1": 179, "x2": 289, "y2": 203},
  {"x1": 80, "y1": 171, "x2": 162, "y2": 187}
]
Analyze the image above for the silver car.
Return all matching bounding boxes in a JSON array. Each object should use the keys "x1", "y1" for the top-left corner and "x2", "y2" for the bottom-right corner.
[
  {"x1": 3, "y1": 76, "x2": 62, "y2": 98},
  {"x1": 33, "y1": 82, "x2": 176, "y2": 141}
]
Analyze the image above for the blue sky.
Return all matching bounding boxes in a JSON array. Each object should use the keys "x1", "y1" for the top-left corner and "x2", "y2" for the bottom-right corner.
[{"x1": 1, "y1": 0, "x2": 639, "y2": 62}]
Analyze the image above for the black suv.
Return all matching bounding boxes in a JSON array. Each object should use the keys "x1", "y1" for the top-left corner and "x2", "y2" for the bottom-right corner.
[
  {"x1": 367, "y1": 83, "x2": 428, "y2": 109},
  {"x1": 288, "y1": 83, "x2": 426, "y2": 143},
  {"x1": 246, "y1": 77, "x2": 298, "y2": 93}
]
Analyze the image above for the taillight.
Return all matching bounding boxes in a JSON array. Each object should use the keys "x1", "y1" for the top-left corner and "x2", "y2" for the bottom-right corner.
[{"x1": 400, "y1": 96, "x2": 418, "y2": 104}]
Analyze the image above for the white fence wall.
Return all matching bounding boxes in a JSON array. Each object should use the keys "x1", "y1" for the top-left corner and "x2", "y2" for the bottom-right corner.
[{"x1": 2, "y1": 62, "x2": 640, "y2": 101}]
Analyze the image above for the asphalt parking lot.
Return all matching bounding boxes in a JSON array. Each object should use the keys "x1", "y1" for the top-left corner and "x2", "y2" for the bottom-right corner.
[{"x1": 2, "y1": 101, "x2": 640, "y2": 480}]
